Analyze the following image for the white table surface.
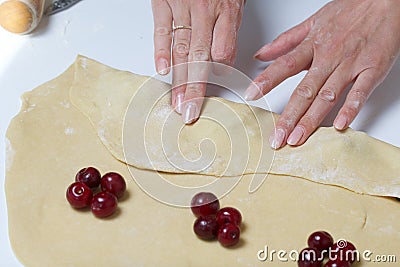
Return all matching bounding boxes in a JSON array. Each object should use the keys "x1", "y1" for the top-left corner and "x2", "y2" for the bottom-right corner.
[{"x1": 1, "y1": 0, "x2": 399, "y2": 266}]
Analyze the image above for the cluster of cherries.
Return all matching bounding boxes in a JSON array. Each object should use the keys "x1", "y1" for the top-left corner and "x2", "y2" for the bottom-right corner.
[
  {"x1": 66, "y1": 167, "x2": 126, "y2": 218},
  {"x1": 298, "y1": 231, "x2": 357, "y2": 267},
  {"x1": 190, "y1": 192, "x2": 242, "y2": 247}
]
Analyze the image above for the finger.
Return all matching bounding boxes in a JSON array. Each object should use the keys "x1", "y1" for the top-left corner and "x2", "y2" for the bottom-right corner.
[
  {"x1": 181, "y1": 6, "x2": 216, "y2": 124},
  {"x1": 286, "y1": 64, "x2": 353, "y2": 146},
  {"x1": 244, "y1": 41, "x2": 313, "y2": 101},
  {"x1": 152, "y1": 0, "x2": 173, "y2": 75},
  {"x1": 172, "y1": 62, "x2": 189, "y2": 114},
  {"x1": 170, "y1": 7, "x2": 191, "y2": 113},
  {"x1": 334, "y1": 69, "x2": 379, "y2": 130},
  {"x1": 211, "y1": 6, "x2": 243, "y2": 67},
  {"x1": 270, "y1": 64, "x2": 336, "y2": 149},
  {"x1": 254, "y1": 18, "x2": 313, "y2": 62}
]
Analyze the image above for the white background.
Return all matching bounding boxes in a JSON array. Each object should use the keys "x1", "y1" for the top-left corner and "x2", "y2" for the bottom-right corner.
[{"x1": 0, "y1": 0, "x2": 399, "y2": 266}]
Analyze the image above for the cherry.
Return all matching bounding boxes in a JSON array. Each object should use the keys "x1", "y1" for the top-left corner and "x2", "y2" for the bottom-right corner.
[
  {"x1": 91, "y1": 191, "x2": 118, "y2": 218},
  {"x1": 217, "y1": 223, "x2": 240, "y2": 247},
  {"x1": 324, "y1": 259, "x2": 351, "y2": 267},
  {"x1": 75, "y1": 167, "x2": 101, "y2": 188},
  {"x1": 66, "y1": 182, "x2": 93, "y2": 209},
  {"x1": 331, "y1": 241, "x2": 357, "y2": 263},
  {"x1": 101, "y1": 172, "x2": 126, "y2": 199},
  {"x1": 191, "y1": 192, "x2": 220, "y2": 218},
  {"x1": 216, "y1": 207, "x2": 242, "y2": 226},
  {"x1": 308, "y1": 231, "x2": 334, "y2": 252},
  {"x1": 193, "y1": 216, "x2": 219, "y2": 240},
  {"x1": 298, "y1": 247, "x2": 322, "y2": 267}
]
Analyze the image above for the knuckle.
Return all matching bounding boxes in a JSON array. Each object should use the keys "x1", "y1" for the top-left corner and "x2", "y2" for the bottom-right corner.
[
  {"x1": 154, "y1": 26, "x2": 171, "y2": 36},
  {"x1": 276, "y1": 54, "x2": 297, "y2": 70},
  {"x1": 254, "y1": 75, "x2": 272, "y2": 93},
  {"x1": 277, "y1": 114, "x2": 297, "y2": 129},
  {"x1": 317, "y1": 88, "x2": 336, "y2": 103},
  {"x1": 298, "y1": 116, "x2": 316, "y2": 130},
  {"x1": 309, "y1": 65, "x2": 334, "y2": 77},
  {"x1": 325, "y1": 41, "x2": 341, "y2": 52},
  {"x1": 308, "y1": 66, "x2": 320, "y2": 75},
  {"x1": 344, "y1": 95, "x2": 367, "y2": 115},
  {"x1": 198, "y1": 0, "x2": 209, "y2": 7},
  {"x1": 349, "y1": 89, "x2": 369, "y2": 102},
  {"x1": 212, "y1": 47, "x2": 235, "y2": 63},
  {"x1": 277, "y1": 31, "x2": 291, "y2": 43},
  {"x1": 365, "y1": 54, "x2": 385, "y2": 68},
  {"x1": 344, "y1": 38, "x2": 365, "y2": 59},
  {"x1": 312, "y1": 28, "x2": 336, "y2": 49},
  {"x1": 343, "y1": 95, "x2": 366, "y2": 115},
  {"x1": 190, "y1": 48, "x2": 210, "y2": 61},
  {"x1": 295, "y1": 85, "x2": 315, "y2": 100},
  {"x1": 173, "y1": 42, "x2": 190, "y2": 57},
  {"x1": 194, "y1": 0, "x2": 213, "y2": 11},
  {"x1": 186, "y1": 83, "x2": 205, "y2": 96},
  {"x1": 343, "y1": 103, "x2": 360, "y2": 117},
  {"x1": 155, "y1": 48, "x2": 170, "y2": 58},
  {"x1": 218, "y1": 0, "x2": 242, "y2": 11},
  {"x1": 172, "y1": 75, "x2": 188, "y2": 88},
  {"x1": 274, "y1": 121, "x2": 290, "y2": 133},
  {"x1": 172, "y1": 83, "x2": 186, "y2": 92}
]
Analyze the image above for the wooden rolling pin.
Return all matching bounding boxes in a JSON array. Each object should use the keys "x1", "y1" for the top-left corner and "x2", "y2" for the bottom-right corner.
[{"x1": 0, "y1": 0, "x2": 45, "y2": 34}]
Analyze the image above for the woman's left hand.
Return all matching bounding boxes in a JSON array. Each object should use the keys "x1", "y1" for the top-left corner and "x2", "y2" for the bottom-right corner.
[
  {"x1": 152, "y1": 0, "x2": 245, "y2": 124},
  {"x1": 244, "y1": 0, "x2": 400, "y2": 149}
]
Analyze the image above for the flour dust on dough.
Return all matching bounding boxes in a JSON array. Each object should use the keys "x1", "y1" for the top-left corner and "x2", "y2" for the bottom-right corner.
[
  {"x1": 70, "y1": 56, "x2": 275, "y2": 177},
  {"x1": 5, "y1": 56, "x2": 400, "y2": 267},
  {"x1": 70, "y1": 56, "x2": 400, "y2": 198}
]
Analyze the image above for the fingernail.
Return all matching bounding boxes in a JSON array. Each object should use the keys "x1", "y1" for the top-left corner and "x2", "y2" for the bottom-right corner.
[
  {"x1": 244, "y1": 83, "x2": 262, "y2": 101},
  {"x1": 287, "y1": 126, "x2": 305, "y2": 146},
  {"x1": 183, "y1": 103, "x2": 199, "y2": 124},
  {"x1": 334, "y1": 115, "x2": 347, "y2": 130},
  {"x1": 157, "y1": 58, "x2": 169, "y2": 75},
  {"x1": 175, "y1": 93, "x2": 184, "y2": 114},
  {"x1": 269, "y1": 128, "x2": 286, "y2": 149},
  {"x1": 254, "y1": 44, "x2": 271, "y2": 58}
]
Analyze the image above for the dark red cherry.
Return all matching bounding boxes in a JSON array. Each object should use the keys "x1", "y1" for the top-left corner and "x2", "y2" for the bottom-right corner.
[
  {"x1": 331, "y1": 241, "x2": 357, "y2": 263},
  {"x1": 190, "y1": 192, "x2": 220, "y2": 218},
  {"x1": 75, "y1": 167, "x2": 101, "y2": 188},
  {"x1": 308, "y1": 231, "x2": 334, "y2": 252},
  {"x1": 193, "y1": 216, "x2": 219, "y2": 240},
  {"x1": 216, "y1": 207, "x2": 242, "y2": 226},
  {"x1": 324, "y1": 259, "x2": 351, "y2": 267},
  {"x1": 298, "y1": 247, "x2": 322, "y2": 267},
  {"x1": 217, "y1": 223, "x2": 240, "y2": 247},
  {"x1": 101, "y1": 172, "x2": 126, "y2": 199},
  {"x1": 91, "y1": 191, "x2": 118, "y2": 218},
  {"x1": 66, "y1": 182, "x2": 93, "y2": 209}
]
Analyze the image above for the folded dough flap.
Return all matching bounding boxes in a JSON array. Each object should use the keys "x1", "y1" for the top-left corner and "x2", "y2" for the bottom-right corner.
[
  {"x1": 69, "y1": 55, "x2": 275, "y2": 177},
  {"x1": 271, "y1": 127, "x2": 400, "y2": 197},
  {"x1": 69, "y1": 56, "x2": 400, "y2": 198}
]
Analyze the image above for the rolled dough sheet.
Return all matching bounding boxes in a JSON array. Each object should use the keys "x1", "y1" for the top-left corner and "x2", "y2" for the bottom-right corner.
[
  {"x1": 5, "y1": 57, "x2": 400, "y2": 266},
  {"x1": 70, "y1": 56, "x2": 400, "y2": 198}
]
